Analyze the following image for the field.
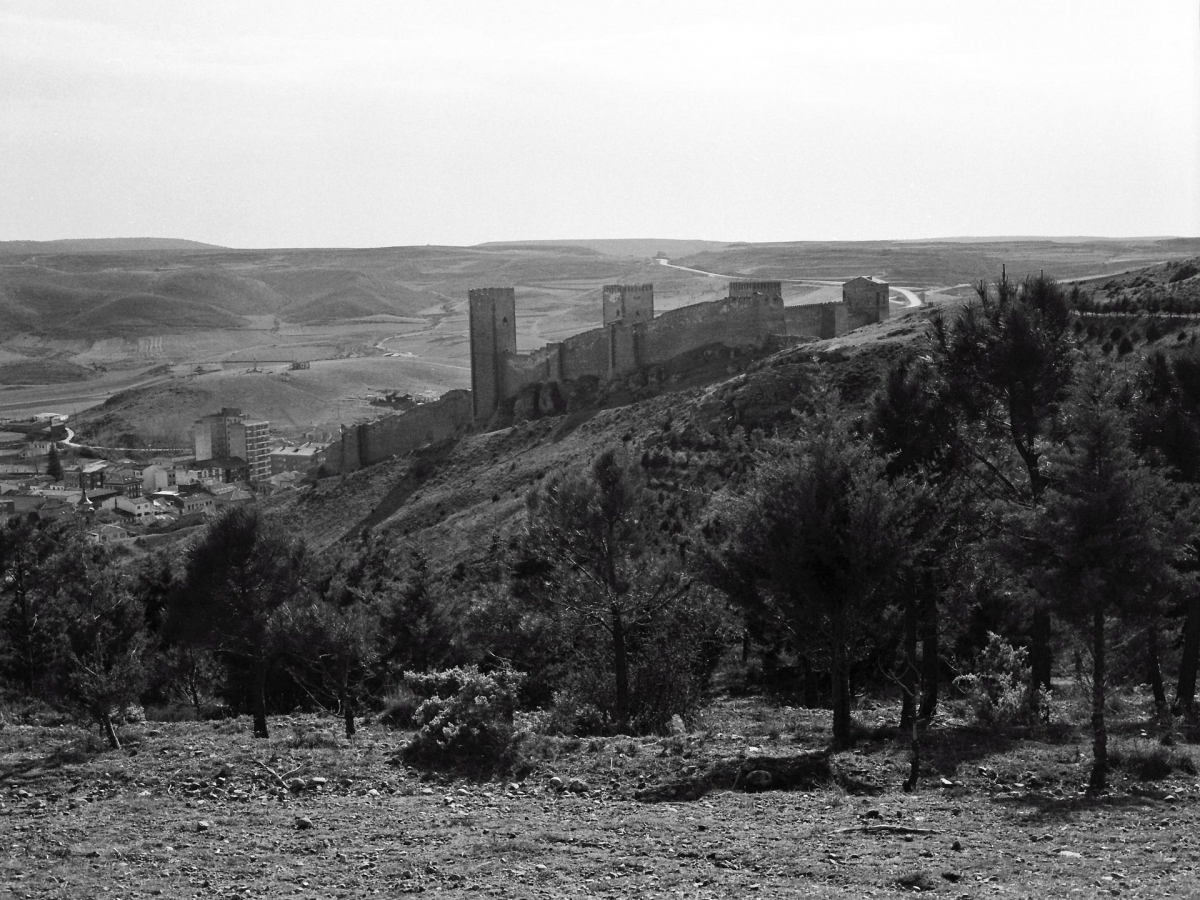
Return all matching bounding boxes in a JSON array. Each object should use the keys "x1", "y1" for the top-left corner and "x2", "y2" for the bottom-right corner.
[
  {"x1": 2, "y1": 689, "x2": 1197, "y2": 899},
  {"x1": 5, "y1": 237, "x2": 1199, "y2": 441}
]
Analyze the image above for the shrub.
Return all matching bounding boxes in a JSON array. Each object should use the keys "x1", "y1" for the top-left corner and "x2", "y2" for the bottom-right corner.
[
  {"x1": 378, "y1": 683, "x2": 423, "y2": 729},
  {"x1": 400, "y1": 665, "x2": 525, "y2": 775},
  {"x1": 953, "y1": 633, "x2": 1041, "y2": 727}
]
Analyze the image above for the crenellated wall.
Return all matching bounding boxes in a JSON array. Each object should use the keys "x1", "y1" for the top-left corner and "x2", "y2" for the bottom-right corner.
[
  {"x1": 561, "y1": 327, "x2": 610, "y2": 381},
  {"x1": 503, "y1": 343, "x2": 563, "y2": 397},
  {"x1": 785, "y1": 301, "x2": 845, "y2": 340},
  {"x1": 326, "y1": 390, "x2": 472, "y2": 474},
  {"x1": 321, "y1": 275, "x2": 898, "y2": 477},
  {"x1": 643, "y1": 294, "x2": 786, "y2": 364},
  {"x1": 729, "y1": 281, "x2": 783, "y2": 300}
]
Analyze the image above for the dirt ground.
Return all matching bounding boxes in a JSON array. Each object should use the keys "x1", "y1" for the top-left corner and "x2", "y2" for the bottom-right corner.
[{"x1": 2, "y1": 698, "x2": 1197, "y2": 899}]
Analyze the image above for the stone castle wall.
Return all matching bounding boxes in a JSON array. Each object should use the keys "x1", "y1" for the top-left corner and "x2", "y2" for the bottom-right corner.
[
  {"x1": 327, "y1": 390, "x2": 472, "y2": 475},
  {"x1": 642, "y1": 294, "x2": 786, "y2": 364},
  {"x1": 325, "y1": 276, "x2": 892, "y2": 476}
]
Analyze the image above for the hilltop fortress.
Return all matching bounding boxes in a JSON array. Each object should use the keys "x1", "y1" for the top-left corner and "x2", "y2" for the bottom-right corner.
[{"x1": 328, "y1": 277, "x2": 890, "y2": 474}]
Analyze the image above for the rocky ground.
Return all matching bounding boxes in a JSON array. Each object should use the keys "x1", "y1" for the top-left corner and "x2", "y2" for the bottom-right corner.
[{"x1": 2, "y1": 697, "x2": 1198, "y2": 898}]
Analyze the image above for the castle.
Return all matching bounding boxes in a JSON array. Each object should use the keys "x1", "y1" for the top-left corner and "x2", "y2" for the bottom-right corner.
[{"x1": 328, "y1": 277, "x2": 890, "y2": 473}]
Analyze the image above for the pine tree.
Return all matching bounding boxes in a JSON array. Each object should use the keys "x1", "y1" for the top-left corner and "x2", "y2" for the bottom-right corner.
[
  {"x1": 46, "y1": 444, "x2": 63, "y2": 482},
  {"x1": 168, "y1": 507, "x2": 308, "y2": 738},
  {"x1": 707, "y1": 409, "x2": 921, "y2": 749},
  {"x1": 1025, "y1": 362, "x2": 1190, "y2": 790}
]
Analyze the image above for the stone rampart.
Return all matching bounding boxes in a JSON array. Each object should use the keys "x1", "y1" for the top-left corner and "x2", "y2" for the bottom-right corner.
[
  {"x1": 729, "y1": 281, "x2": 783, "y2": 300},
  {"x1": 643, "y1": 294, "x2": 786, "y2": 365},
  {"x1": 785, "y1": 301, "x2": 845, "y2": 340},
  {"x1": 561, "y1": 327, "x2": 610, "y2": 381},
  {"x1": 326, "y1": 390, "x2": 472, "y2": 474},
  {"x1": 502, "y1": 343, "x2": 563, "y2": 398}
]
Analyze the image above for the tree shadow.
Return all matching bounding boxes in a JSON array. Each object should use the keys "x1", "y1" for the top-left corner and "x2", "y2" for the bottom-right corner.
[
  {"x1": 0, "y1": 739, "x2": 93, "y2": 787},
  {"x1": 992, "y1": 790, "x2": 1160, "y2": 823}
]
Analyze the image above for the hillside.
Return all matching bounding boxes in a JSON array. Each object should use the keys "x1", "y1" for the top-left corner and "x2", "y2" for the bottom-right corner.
[
  {"x1": 5, "y1": 238, "x2": 1199, "y2": 432},
  {"x1": 268, "y1": 308, "x2": 920, "y2": 555},
  {"x1": 674, "y1": 238, "x2": 1200, "y2": 286},
  {"x1": 0, "y1": 237, "x2": 226, "y2": 254}
]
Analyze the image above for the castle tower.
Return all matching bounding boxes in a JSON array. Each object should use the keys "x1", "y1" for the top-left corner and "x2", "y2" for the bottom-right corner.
[
  {"x1": 842, "y1": 276, "x2": 890, "y2": 328},
  {"x1": 601, "y1": 284, "x2": 654, "y2": 377},
  {"x1": 468, "y1": 287, "x2": 517, "y2": 422},
  {"x1": 602, "y1": 284, "x2": 655, "y2": 325}
]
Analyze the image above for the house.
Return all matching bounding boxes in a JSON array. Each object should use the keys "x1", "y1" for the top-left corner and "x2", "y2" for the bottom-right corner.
[
  {"x1": 178, "y1": 491, "x2": 217, "y2": 516},
  {"x1": 190, "y1": 457, "x2": 248, "y2": 484},
  {"x1": 88, "y1": 523, "x2": 131, "y2": 545},
  {"x1": 103, "y1": 467, "x2": 144, "y2": 498},
  {"x1": 68, "y1": 460, "x2": 109, "y2": 491},
  {"x1": 114, "y1": 494, "x2": 158, "y2": 523},
  {"x1": 85, "y1": 488, "x2": 121, "y2": 510},
  {"x1": 269, "y1": 441, "x2": 329, "y2": 475}
]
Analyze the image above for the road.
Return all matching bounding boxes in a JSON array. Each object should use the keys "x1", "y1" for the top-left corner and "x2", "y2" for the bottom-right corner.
[{"x1": 654, "y1": 258, "x2": 922, "y2": 307}]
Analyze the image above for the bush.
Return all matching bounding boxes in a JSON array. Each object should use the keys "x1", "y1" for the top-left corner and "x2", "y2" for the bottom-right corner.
[
  {"x1": 953, "y1": 633, "x2": 1042, "y2": 727},
  {"x1": 400, "y1": 665, "x2": 525, "y2": 775},
  {"x1": 378, "y1": 683, "x2": 422, "y2": 729}
]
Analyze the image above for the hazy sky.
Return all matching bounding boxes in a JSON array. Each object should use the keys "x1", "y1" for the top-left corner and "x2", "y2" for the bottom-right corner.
[{"x1": 2, "y1": 1, "x2": 1198, "y2": 247}]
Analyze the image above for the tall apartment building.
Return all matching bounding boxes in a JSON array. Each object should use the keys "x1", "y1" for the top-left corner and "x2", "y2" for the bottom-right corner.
[{"x1": 193, "y1": 407, "x2": 271, "y2": 483}]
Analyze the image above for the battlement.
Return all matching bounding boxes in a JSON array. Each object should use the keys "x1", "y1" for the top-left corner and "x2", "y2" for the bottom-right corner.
[{"x1": 729, "y1": 281, "x2": 783, "y2": 300}]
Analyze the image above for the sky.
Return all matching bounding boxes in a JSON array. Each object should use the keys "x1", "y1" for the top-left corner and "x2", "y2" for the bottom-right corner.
[{"x1": 2, "y1": 1, "x2": 1198, "y2": 248}]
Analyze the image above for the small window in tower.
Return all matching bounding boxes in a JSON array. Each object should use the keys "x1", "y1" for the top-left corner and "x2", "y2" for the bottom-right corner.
[{"x1": 502, "y1": 317, "x2": 508, "y2": 324}]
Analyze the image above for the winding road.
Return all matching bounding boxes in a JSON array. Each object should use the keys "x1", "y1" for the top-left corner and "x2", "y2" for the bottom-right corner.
[{"x1": 654, "y1": 258, "x2": 922, "y2": 308}]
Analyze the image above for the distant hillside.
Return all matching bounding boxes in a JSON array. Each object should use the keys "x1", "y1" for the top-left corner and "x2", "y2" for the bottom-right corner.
[
  {"x1": 674, "y1": 238, "x2": 1200, "y2": 285},
  {"x1": 476, "y1": 239, "x2": 732, "y2": 258},
  {"x1": 68, "y1": 294, "x2": 245, "y2": 337},
  {"x1": 0, "y1": 359, "x2": 95, "y2": 385},
  {"x1": 0, "y1": 238, "x2": 226, "y2": 254}
]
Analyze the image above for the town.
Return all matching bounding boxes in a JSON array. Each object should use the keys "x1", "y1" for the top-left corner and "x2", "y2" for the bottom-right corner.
[{"x1": 0, "y1": 407, "x2": 331, "y2": 545}]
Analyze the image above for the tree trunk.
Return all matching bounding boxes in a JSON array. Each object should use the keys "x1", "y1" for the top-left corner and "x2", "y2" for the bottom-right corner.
[
  {"x1": 1148, "y1": 624, "x2": 1167, "y2": 717},
  {"x1": 830, "y1": 619, "x2": 852, "y2": 749},
  {"x1": 801, "y1": 654, "x2": 819, "y2": 709},
  {"x1": 900, "y1": 589, "x2": 917, "y2": 729},
  {"x1": 98, "y1": 711, "x2": 121, "y2": 750},
  {"x1": 1089, "y1": 605, "x2": 1107, "y2": 792},
  {"x1": 1175, "y1": 592, "x2": 1200, "y2": 712},
  {"x1": 902, "y1": 713, "x2": 920, "y2": 792},
  {"x1": 1030, "y1": 603, "x2": 1052, "y2": 707},
  {"x1": 918, "y1": 591, "x2": 939, "y2": 720},
  {"x1": 612, "y1": 608, "x2": 631, "y2": 732},
  {"x1": 342, "y1": 689, "x2": 356, "y2": 739},
  {"x1": 252, "y1": 659, "x2": 269, "y2": 739}
]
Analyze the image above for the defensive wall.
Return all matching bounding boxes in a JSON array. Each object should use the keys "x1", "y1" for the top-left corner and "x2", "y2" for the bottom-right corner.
[
  {"x1": 328, "y1": 390, "x2": 472, "y2": 475},
  {"x1": 323, "y1": 275, "x2": 889, "y2": 474}
]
